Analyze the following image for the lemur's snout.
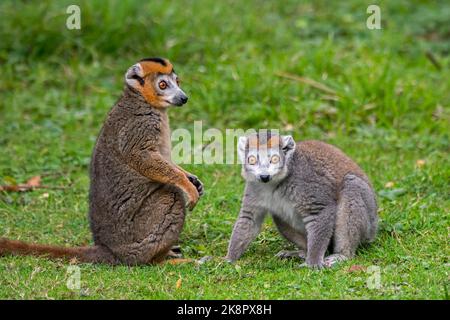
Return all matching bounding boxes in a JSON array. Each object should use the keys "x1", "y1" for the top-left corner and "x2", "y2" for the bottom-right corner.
[
  {"x1": 259, "y1": 175, "x2": 271, "y2": 183},
  {"x1": 173, "y1": 92, "x2": 188, "y2": 106}
]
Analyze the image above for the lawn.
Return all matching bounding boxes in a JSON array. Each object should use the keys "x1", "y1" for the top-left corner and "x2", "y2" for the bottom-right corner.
[{"x1": 0, "y1": 0, "x2": 448, "y2": 299}]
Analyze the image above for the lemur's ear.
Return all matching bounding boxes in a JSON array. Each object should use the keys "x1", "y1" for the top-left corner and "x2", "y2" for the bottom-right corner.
[
  {"x1": 281, "y1": 135, "x2": 295, "y2": 153},
  {"x1": 237, "y1": 136, "x2": 248, "y2": 164},
  {"x1": 125, "y1": 63, "x2": 145, "y2": 87}
]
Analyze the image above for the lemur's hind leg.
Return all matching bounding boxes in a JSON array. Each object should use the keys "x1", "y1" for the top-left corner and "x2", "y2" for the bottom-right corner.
[
  {"x1": 107, "y1": 187, "x2": 186, "y2": 265},
  {"x1": 272, "y1": 216, "x2": 306, "y2": 260},
  {"x1": 329, "y1": 174, "x2": 378, "y2": 266}
]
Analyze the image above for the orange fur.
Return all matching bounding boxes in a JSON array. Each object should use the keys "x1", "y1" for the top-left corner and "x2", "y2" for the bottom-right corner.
[
  {"x1": 248, "y1": 136, "x2": 259, "y2": 149},
  {"x1": 0, "y1": 238, "x2": 88, "y2": 261},
  {"x1": 163, "y1": 258, "x2": 194, "y2": 265},
  {"x1": 248, "y1": 135, "x2": 281, "y2": 149},
  {"x1": 136, "y1": 59, "x2": 174, "y2": 107},
  {"x1": 267, "y1": 136, "x2": 280, "y2": 148},
  {"x1": 140, "y1": 59, "x2": 173, "y2": 76}
]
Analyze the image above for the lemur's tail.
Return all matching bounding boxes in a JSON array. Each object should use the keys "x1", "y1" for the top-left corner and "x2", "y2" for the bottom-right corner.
[{"x1": 0, "y1": 238, "x2": 117, "y2": 264}]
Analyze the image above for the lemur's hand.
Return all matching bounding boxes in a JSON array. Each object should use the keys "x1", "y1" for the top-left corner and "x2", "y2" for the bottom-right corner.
[
  {"x1": 182, "y1": 182, "x2": 199, "y2": 211},
  {"x1": 187, "y1": 174, "x2": 204, "y2": 196}
]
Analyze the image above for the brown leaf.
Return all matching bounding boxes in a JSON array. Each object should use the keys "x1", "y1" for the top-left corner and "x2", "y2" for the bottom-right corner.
[
  {"x1": 385, "y1": 181, "x2": 395, "y2": 188},
  {"x1": 26, "y1": 176, "x2": 41, "y2": 187},
  {"x1": 416, "y1": 159, "x2": 426, "y2": 168},
  {"x1": 0, "y1": 185, "x2": 20, "y2": 192},
  {"x1": 0, "y1": 175, "x2": 65, "y2": 193},
  {"x1": 176, "y1": 277, "x2": 182, "y2": 289},
  {"x1": 347, "y1": 265, "x2": 367, "y2": 273}
]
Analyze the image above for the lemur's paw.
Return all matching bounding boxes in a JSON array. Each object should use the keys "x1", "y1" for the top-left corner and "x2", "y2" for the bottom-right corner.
[
  {"x1": 166, "y1": 246, "x2": 183, "y2": 259},
  {"x1": 275, "y1": 250, "x2": 306, "y2": 260},
  {"x1": 323, "y1": 254, "x2": 347, "y2": 268},
  {"x1": 223, "y1": 256, "x2": 236, "y2": 263},
  {"x1": 166, "y1": 245, "x2": 183, "y2": 259},
  {"x1": 188, "y1": 174, "x2": 204, "y2": 196},
  {"x1": 183, "y1": 184, "x2": 199, "y2": 211},
  {"x1": 299, "y1": 259, "x2": 326, "y2": 270}
]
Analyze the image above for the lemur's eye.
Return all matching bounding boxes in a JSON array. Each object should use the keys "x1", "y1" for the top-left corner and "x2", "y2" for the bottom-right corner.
[
  {"x1": 270, "y1": 155, "x2": 280, "y2": 164},
  {"x1": 158, "y1": 80, "x2": 168, "y2": 90},
  {"x1": 248, "y1": 155, "x2": 257, "y2": 165}
]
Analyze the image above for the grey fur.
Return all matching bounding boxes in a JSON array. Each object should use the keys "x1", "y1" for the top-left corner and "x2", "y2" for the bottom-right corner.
[{"x1": 226, "y1": 132, "x2": 378, "y2": 268}]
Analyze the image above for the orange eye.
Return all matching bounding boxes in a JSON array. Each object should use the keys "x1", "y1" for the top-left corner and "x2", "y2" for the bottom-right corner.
[
  {"x1": 248, "y1": 155, "x2": 257, "y2": 165},
  {"x1": 271, "y1": 155, "x2": 280, "y2": 164},
  {"x1": 159, "y1": 81, "x2": 167, "y2": 90}
]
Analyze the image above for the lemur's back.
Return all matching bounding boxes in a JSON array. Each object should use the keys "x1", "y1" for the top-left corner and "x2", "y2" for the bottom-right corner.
[
  {"x1": 295, "y1": 140, "x2": 369, "y2": 186},
  {"x1": 89, "y1": 93, "x2": 157, "y2": 244}
]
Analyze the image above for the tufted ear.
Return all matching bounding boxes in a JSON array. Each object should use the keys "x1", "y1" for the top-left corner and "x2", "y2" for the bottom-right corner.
[
  {"x1": 125, "y1": 63, "x2": 145, "y2": 87},
  {"x1": 281, "y1": 135, "x2": 295, "y2": 154},
  {"x1": 237, "y1": 136, "x2": 248, "y2": 164}
]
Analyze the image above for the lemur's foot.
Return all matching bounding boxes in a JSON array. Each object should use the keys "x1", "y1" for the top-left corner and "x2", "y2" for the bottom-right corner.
[
  {"x1": 275, "y1": 250, "x2": 306, "y2": 260},
  {"x1": 323, "y1": 254, "x2": 347, "y2": 267},
  {"x1": 188, "y1": 174, "x2": 204, "y2": 196},
  {"x1": 167, "y1": 245, "x2": 183, "y2": 259},
  {"x1": 298, "y1": 254, "x2": 348, "y2": 269},
  {"x1": 299, "y1": 262, "x2": 325, "y2": 270}
]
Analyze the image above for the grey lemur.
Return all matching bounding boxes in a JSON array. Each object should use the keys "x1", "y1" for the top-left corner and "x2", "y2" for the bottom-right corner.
[
  {"x1": 226, "y1": 131, "x2": 378, "y2": 268},
  {"x1": 0, "y1": 57, "x2": 203, "y2": 265}
]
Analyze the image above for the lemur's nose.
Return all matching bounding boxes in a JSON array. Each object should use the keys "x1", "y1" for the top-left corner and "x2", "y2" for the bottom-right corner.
[
  {"x1": 180, "y1": 95, "x2": 188, "y2": 104},
  {"x1": 260, "y1": 175, "x2": 270, "y2": 183}
]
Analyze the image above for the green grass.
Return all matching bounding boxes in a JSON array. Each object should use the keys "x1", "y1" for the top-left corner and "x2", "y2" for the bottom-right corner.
[{"x1": 0, "y1": 0, "x2": 449, "y2": 299}]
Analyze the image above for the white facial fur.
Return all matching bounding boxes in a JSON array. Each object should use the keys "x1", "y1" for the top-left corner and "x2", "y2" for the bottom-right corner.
[
  {"x1": 154, "y1": 73, "x2": 188, "y2": 107},
  {"x1": 238, "y1": 135, "x2": 295, "y2": 184}
]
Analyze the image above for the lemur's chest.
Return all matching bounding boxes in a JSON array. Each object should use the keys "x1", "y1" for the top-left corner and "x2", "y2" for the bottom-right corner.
[{"x1": 258, "y1": 188, "x2": 306, "y2": 234}]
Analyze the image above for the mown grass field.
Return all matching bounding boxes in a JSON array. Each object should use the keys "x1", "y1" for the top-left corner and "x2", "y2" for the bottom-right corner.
[{"x1": 0, "y1": 0, "x2": 448, "y2": 299}]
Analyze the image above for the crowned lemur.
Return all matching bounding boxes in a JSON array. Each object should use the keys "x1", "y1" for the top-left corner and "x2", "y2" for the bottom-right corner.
[
  {"x1": 226, "y1": 131, "x2": 378, "y2": 268},
  {"x1": 0, "y1": 58, "x2": 203, "y2": 265}
]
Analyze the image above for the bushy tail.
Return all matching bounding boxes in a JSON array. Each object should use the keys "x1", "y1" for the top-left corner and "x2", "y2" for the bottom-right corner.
[{"x1": 0, "y1": 238, "x2": 117, "y2": 264}]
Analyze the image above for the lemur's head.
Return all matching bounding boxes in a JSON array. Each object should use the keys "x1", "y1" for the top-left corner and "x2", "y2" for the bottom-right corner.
[
  {"x1": 238, "y1": 131, "x2": 296, "y2": 184},
  {"x1": 125, "y1": 57, "x2": 188, "y2": 108}
]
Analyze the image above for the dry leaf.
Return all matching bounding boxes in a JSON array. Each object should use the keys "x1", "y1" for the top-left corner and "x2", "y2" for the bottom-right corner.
[
  {"x1": 0, "y1": 175, "x2": 65, "y2": 193},
  {"x1": 347, "y1": 265, "x2": 367, "y2": 273},
  {"x1": 176, "y1": 277, "x2": 182, "y2": 289},
  {"x1": 416, "y1": 159, "x2": 426, "y2": 168},
  {"x1": 385, "y1": 181, "x2": 395, "y2": 188},
  {"x1": 26, "y1": 176, "x2": 41, "y2": 187}
]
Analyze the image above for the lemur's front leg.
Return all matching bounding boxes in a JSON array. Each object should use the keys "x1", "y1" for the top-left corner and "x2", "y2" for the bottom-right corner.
[
  {"x1": 127, "y1": 149, "x2": 199, "y2": 210},
  {"x1": 226, "y1": 201, "x2": 266, "y2": 262},
  {"x1": 303, "y1": 205, "x2": 336, "y2": 269}
]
